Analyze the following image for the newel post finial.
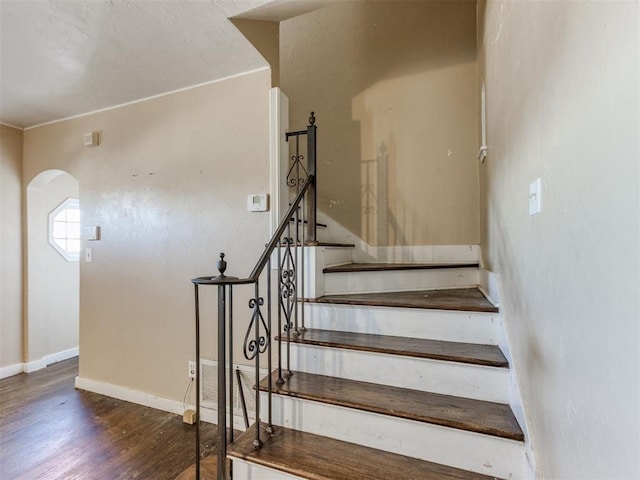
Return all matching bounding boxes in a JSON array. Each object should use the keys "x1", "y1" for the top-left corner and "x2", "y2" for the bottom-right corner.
[
  {"x1": 217, "y1": 253, "x2": 227, "y2": 277},
  {"x1": 309, "y1": 111, "x2": 316, "y2": 126}
]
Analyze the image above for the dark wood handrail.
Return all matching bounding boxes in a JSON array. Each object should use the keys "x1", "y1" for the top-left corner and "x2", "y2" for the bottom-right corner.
[{"x1": 192, "y1": 175, "x2": 314, "y2": 286}]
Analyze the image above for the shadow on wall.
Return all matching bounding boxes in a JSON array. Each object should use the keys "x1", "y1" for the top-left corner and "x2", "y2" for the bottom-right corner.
[
  {"x1": 281, "y1": 0, "x2": 480, "y2": 247},
  {"x1": 26, "y1": 169, "x2": 80, "y2": 369}
]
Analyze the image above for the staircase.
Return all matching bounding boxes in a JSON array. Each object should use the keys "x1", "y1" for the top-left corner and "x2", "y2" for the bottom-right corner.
[
  {"x1": 227, "y1": 252, "x2": 526, "y2": 480},
  {"x1": 191, "y1": 113, "x2": 528, "y2": 480}
]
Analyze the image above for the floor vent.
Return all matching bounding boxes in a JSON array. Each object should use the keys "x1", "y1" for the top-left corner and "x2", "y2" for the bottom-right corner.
[{"x1": 200, "y1": 359, "x2": 267, "y2": 422}]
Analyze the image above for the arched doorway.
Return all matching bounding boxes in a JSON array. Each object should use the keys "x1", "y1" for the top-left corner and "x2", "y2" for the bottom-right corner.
[{"x1": 25, "y1": 170, "x2": 80, "y2": 371}]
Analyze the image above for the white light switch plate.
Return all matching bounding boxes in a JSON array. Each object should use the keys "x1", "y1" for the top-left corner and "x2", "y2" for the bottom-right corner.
[
  {"x1": 529, "y1": 178, "x2": 542, "y2": 215},
  {"x1": 83, "y1": 225, "x2": 100, "y2": 241},
  {"x1": 85, "y1": 248, "x2": 92, "y2": 262}
]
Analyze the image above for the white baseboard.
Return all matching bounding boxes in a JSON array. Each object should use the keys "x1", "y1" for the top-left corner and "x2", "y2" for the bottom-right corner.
[
  {"x1": 4, "y1": 347, "x2": 81, "y2": 377},
  {"x1": 479, "y1": 269, "x2": 537, "y2": 480},
  {"x1": 24, "y1": 358, "x2": 46, "y2": 373},
  {"x1": 46, "y1": 347, "x2": 79, "y2": 365},
  {"x1": 75, "y1": 376, "x2": 185, "y2": 415},
  {"x1": 0, "y1": 362, "x2": 25, "y2": 379},
  {"x1": 74, "y1": 376, "x2": 249, "y2": 430},
  {"x1": 24, "y1": 347, "x2": 79, "y2": 373},
  {"x1": 478, "y1": 269, "x2": 500, "y2": 307}
]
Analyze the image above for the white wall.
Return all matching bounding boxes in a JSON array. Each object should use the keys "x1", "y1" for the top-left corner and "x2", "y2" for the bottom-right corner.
[
  {"x1": 478, "y1": 1, "x2": 639, "y2": 478},
  {"x1": 26, "y1": 170, "x2": 79, "y2": 367},
  {"x1": 0, "y1": 124, "x2": 24, "y2": 375}
]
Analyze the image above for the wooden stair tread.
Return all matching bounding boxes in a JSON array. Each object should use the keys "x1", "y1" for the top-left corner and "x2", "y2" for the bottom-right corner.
[
  {"x1": 260, "y1": 371, "x2": 523, "y2": 441},
  {"x1": 324, "y1": 262, "x2": 479, "y2": 273},
  {"x1": 228, "y1": 423, "x2": 501, "y2": 480},
  {"x1": 289, "y1": 218, "x2": 328, "y2": 228},
  {"x1": 281, "y1": 241, "x2": 355, "y2": 248},
  {"x1": 311, "y1": 241, "x2": 355, "y2": 247},
  {"x1": 287, "y1": 329, "x2": 508, "y2": 367},
  {"x1": 312, "y1": 287, "x2": 499, "y2": 313}
]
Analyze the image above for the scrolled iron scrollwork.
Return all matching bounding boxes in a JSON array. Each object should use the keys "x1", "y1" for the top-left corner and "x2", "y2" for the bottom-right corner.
[
  {"x1": 287, "y1": 154, "x2": 308, "y2": 189},
  {"x1": 243, "y1": 296, "x2": 270, "y2": 360},
  {"x1": 279, "y1": 236, "x2": 297, "y2": 334}
]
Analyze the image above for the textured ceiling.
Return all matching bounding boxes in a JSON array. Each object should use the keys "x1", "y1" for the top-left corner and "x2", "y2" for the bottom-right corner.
[{"x1": 0, "y1": 0, "x2": 277, "y2": 129}]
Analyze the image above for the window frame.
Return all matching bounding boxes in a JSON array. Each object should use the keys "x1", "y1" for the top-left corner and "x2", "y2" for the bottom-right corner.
[{"x1": 48, "y1": 197, "x2": 80, "y2": 262}]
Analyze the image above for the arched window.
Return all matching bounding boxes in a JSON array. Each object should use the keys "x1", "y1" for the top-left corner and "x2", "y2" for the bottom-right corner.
[{"x1": 49, "y1": 198, "x2": 80, "y2": 261}]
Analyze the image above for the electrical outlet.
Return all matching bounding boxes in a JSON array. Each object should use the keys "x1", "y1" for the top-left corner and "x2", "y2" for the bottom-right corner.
[{"x1": 188, "y1": 361, "x2": 196, "y2": 379}]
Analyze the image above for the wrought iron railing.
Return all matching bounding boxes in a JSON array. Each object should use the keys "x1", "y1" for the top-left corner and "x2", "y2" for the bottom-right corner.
[{"x1": 191, "y1": 113, "x2": 317, "y2": 480}]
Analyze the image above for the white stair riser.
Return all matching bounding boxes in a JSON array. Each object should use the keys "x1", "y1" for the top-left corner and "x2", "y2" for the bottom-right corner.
[
  {"x1": 288, "y1": 344, "x2": 510, "y2": 403},
  {"x1": 303, "y1": 303, "x2": 501, "y2": 344},
  {"x1": 262, "y1": 394, "x2": 525, "y2": 479},
  {"x1": 323, "y1": 267, "x2": 480, "y2": 295},
  {"x1": 282, "y1": 246, "x2": 352, "y2": 298},
  {"x1": 323, "y1": 247, "x2": 353, "y2": 267},
  {"x1": 231, "y1": 460, "x2": 304, "y2": 480}
]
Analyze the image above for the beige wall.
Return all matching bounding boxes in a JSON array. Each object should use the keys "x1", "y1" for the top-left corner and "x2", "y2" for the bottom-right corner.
[
  {"x1": 26, "y1": 171, "x2": 79, "y2": 363},
  {"x1": 479, "y1": 1, "x2": 639, "y2": 477},
  {"x1": 23, "y1": 69, "x2": 272, "y2": 402},
  {"x1": 281, "y1": 1, "x2": 479, "y2": 246},
  {"x1": 0, "y1": 124, "x2": 24, "y2": 370},
  {"x1": 232, "y1": 19, "x2": 280, "y2": 87}
]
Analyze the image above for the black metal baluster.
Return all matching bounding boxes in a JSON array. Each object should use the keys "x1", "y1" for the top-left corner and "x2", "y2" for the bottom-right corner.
[
  {"x1": 228, "y1": 285, "x2": 234, "y2": 445},
  {"x1": 276, "y1": 242, "x2": 284, "y2": 387},
  {"x1": 296, "y1": 135, "x2": 301, "y2": 195},
  {"x1": 307, "y1": 112, "x2": 317, "y2": 243},
  {"x1": 293, "y1": 195, "x2": 300, "y2": 336},
  {"x1": 236, "y1": 368, "x2": 250, "y2": 429},
  {"x1": 285, "y1": 235, "x2": 292, "y2": 378},
  {"x1": 253, "y1": 282, "x2": 262, "y2": 449},
  {"x1": 217, "y1": 282, "x2": 227, "y2": 480},
  {"x1": 194, "y1": 284, "x2": 201, "y2": 480},
  {"x1": 300, "y1": 194, "x2": 306, "y2": 332},
  {"x1": 266, "y1": 259, "x2": 274, "y2": 434}
]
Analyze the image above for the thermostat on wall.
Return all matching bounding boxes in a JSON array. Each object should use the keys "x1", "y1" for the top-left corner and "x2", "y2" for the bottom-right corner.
[{"x1": 247, "y1": 194, "x2": 269, "y2": 212}]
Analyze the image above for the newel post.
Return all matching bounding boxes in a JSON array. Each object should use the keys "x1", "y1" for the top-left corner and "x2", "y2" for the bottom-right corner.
[
  {"x1": 216, "y1": 254, "x2": 228, "y2": 480},
  {"x1": 306, "y1": 112, "x2": 317, "y2": 243},
  {"x1": 192, "y1": 253, "x2": 236, "y2": 480}
]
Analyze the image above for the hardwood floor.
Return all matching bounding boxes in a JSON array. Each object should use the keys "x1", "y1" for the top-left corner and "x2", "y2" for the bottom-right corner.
[{"x1": 0, "y1": 358, "x2": 217, "y2": 480}]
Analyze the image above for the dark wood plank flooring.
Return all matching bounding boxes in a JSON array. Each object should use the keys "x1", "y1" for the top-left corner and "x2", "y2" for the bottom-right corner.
[
  {"x1": 286, "y1": 329, "x2": 508, "y2": 367},
  {"x1": 323, "y1": 262, "x2": 479, "y2": 273},
  {"x1": 0, "y1": 358, "x2": 216, "y2": 480},
  {"x1": 313, "y1": 288, "x2": 499, "y2": 313},
  {"x1": 174, "y1": 455, "x2": 218, "y2": 480},
  {"x1": 228, "y1": 423, "x2": 500, "y2": 480},
  {"x1": 260, "y1": 371, "x2": 523, "y2": 441}
]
